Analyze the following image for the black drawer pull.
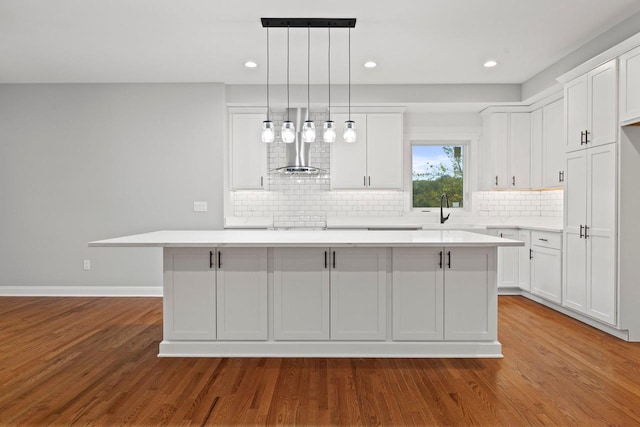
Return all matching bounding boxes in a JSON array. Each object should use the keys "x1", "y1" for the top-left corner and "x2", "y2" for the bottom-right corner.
[
  {"x1": 332, "y1": 251, "x2": 336, "y2": 269},
  {"x1": 579, "y1": 225, "x2": 584, "y2": 239},
  {"x1": 538, "y1": 238, "x2": 548, "y2": 242},
  {"x1": 209, "y1": 251, "x2": 214, "y2": 269},
  {"x1": 324, "y1": 251, "x2": 327, "y2": 269},
  {"x1": 439, "y1": 251, "x2": 443, "y2": 269},
  {"x1": 218, "y1": 251, "x2": 221, "y2": 268},
  {"x1": 447, "y1": 251, "x2": 451, "y2": 269}
]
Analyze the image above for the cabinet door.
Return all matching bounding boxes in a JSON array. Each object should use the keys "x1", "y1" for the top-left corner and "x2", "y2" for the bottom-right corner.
[
  {"x1": 530, "y1": 108, "x2": 543, "y2": 189},
  {"x1": 586, "y1": 144, "x2": 616, "y2": 324},
  {"x1": 565, "y1": 74, "x2": 588, "y2": 152},
  {"x1": 494, "y1": 229, "x2": 519, "y2": 289},
  {"x1": 216, "y1": 248, "x2": 268, "y2": 340},
  {"x1": 518, "y1": 230, "x2": 531, "y2": 292},
  {"x1": 563, "y1": 150, "x2": 588, "y2": 311},
  {"x1": 509, "y1": 112, "x2": 531, "y2": 188},
  {"x1": 230, "y1": 113, "x2": 267, "y2": 190},
  {"x1": 367, "y1": 113, "x2": 403, "y2": 189},
  {"x1": 531, "y1": 247, "x2": 562, "y2": 304},
  {"x1": 444, "y1": 247, "x2": 497, "y2": 341},
  {"x1": 542, "y1": 99, "x2": 565, "y2": 187},
  {"x1": 330, "y1": 248, "x2": 387, "y2": 340},
  {"x1": 392, "y1": 248, "x2": 444, "y2": 341},
  {"x1": 588, "y1": 60, "x2": 617, "y2": 148},
  {"x1": 273, "y1": 248, "x2": 330, "y2": 340},
  {"x1": 163, "y1": 248, "x2": 216, "y2": 341},
  {"x1": 491, "y1": 113, "x2": 509, "y2": 188},
  {"x1": 330, "y1": 113, "x2": 368, "y2": 189},
  {"x1": 619, "y1": 45, "x2": 640, "y2": 125}
]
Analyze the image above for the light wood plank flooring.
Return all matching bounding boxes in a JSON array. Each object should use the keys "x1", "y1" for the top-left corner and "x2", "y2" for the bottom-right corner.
[{"x1": 1, "y1": 296, "x2": 639, "y2": 426}]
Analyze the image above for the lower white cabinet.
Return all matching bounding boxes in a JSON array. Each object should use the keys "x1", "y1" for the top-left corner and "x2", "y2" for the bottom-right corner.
[
  {"x1": 518, "y1": 230, "x2": 531, "y2": 292},
  {"x1": 330, "y1": 248, "x2": 387, "y2": 341},
  {"x1": 491, "y1": 229, "x2": 520, "y2": 290},
  {"x1": 216, "y1": 248, "x2": 268, "y2": 340},
  {"x1": 392, "y1": 247, "x2": 497, "y2": 342},
  {"x1": 163, "y1": 248, "x2": 217, "y2": 341},
  {"x1": 531, "y1": 231, "x2": 562, "y2": 304},
  {"x1": 392, "y1": 248, "x2": 444, "y2": 341},
  {"x1": 273, "y1": 248, "x2": 330, "y2": 341}
]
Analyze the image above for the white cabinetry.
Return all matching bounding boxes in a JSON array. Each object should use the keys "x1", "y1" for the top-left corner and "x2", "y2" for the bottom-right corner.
[
  {"x1": 489, "y1": 229, "x2": 520, "y2": 290},
  {"x1": 392, "y1": 247, "x2": 497, "y2": 342},
  {"x1": 563, "y1": 144, "x2": 616, "y2": 324},
  {"x1": 518, "y1": 230, "x2": 531, "y2": 292},
  {"x1": 542, "y1": 99, "x2": 565, "y2": 187},
  {"x1": 229, "y1": 111, "x2": 267, "y2": 190},
  {"x1": 163, "y1": 248, "x2": 217, "y2": 340},
  {"x1": 392, "y1": 248, "x2": 443, "y2": 341},
  {"x1": 273, "y1": 248, "x2": 330, "y2": 340},
  {"x1": 481, "y1": 111, "x2": 531, "y2": 189},
  {"x1": 530, "y1": 231, "x2": 562, "y2": 304},
  {"x1": 565, "y1": 59, "x2": 617, "y2": 152},
  {"x1": 216, "y1": 248, "x2": 268, "y2": 340},
  {"x1": 330, "y1": 113, "x2": 403, "y2": 189},
  {"x1": 330, "y1": 248, "x2": 387, "y2": 340},
  {"x1": 619, "y1": 45, "x2": 640, "y2": 125}
]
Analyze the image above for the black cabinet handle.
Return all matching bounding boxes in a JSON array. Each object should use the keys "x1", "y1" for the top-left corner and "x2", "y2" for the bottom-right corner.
[
  {"x1": 218, "y1": 251, "x2": 221, "y2": 268},
  {"x1": 368, "y1": 176, "x2": 371, "y2": 186},
  {"x1": 512, "y1": 176, "x2": 515, "y2": 186},
  {"x1": 500, "y1": 232, "x2": 503, "y2": 238},
  {"x1": 447, "y1": 251, "x2": 451, "y2": 269},
  {"x1": 584, "y1": 226, "x2": 589, "y2": 239},
  {"x1": 529, "y1": 249, "x2": 533, "y2": 260},
  {"x1": 364, "y1": 176, "x2": 366, "y2": 187},
  {"x1": 324, "y1": 251, "x2": 328, "y2": 269},
  {"x1": 495, "y1": 176, "x2": 499, "y2": 186},
  {"x1": 210, "y1": 251, "x2": 214, "y2": 268},
  {"x1": 559, "y1": 171, "x2": 565, "y2": 183},
  {"x1": 579, "y1": 225, "x2": 584, "y2": 239},
  {"x1": 538, "y1": 238, "x2": 548, "y2": 242},
  {"x1": 261, "y1": 176, "x2": 264, "y2": 187},
  {"x1": 439, "y1": 251, "x2": 443, "y2": 269},
  {"x1": 585, "y1": 130, "x2": 590, "y2": 144},
  {"x1": 580, "y1": 131, "x2": 585, "y2": 145},
  {"x1": 332, "y1": 251, "x2": 336, "y2": 269}
]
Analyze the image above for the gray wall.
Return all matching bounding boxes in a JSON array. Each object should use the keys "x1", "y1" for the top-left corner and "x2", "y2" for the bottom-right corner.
[{"x1": 0, "y1": 83, "x2": 225, "y2": 291}]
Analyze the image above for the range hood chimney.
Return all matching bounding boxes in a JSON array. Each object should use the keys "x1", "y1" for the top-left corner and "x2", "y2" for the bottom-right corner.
[{"x1": 273, "y1": 108, "x2": 324, "y2": 175}]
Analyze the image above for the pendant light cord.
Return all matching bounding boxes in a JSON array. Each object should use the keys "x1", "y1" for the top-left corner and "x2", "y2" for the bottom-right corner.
[
  {"x1": 307, "y1": 26, "x2": 310, "y2": 113},
  {"x1": 327, "y1": 26, "x2": 331, "y2": 121},
  {"x1": 348, "y1": 26, "x2": 351, "y2": 121},
  {"x1": 287, "y1": 25, "x2": 290, "y2": 122},
  {"x1": 266, "y1": 26, "x2": 270, "y2": 121}
]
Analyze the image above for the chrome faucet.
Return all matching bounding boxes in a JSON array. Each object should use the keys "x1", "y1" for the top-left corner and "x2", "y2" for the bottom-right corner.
[{"x1": 440, "y1": 193, "x2": 450, "y2": 224}]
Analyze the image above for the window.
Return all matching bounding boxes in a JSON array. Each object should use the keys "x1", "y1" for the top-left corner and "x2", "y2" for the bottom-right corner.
[{"x1": 412, "y1": 144, "x2": 464, "y2": 209}]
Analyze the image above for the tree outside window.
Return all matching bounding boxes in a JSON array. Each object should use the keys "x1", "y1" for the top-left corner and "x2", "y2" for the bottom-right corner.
[{"x1": 412, "y1": 145, "x2": 464, "y2": 208}]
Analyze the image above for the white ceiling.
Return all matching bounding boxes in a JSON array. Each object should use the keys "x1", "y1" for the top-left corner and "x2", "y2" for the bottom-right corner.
[{"x1": 1, "y1": 0, "x2": 640, "y2": 85}]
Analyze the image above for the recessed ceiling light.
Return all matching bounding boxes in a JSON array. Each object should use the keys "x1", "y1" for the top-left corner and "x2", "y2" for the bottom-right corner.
[
  {"x1": 364, "y1": 61, "x2": 377, "y2": 68},
  {"x1": 484, "y1": 60, "x2": 498, "y2": 68},
  {"x1": 244, "y1": 61, "x2": 258, "y2": 68}
]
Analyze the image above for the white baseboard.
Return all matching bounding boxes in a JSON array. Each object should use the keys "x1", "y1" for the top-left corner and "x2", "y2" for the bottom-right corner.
[{"x1": 0, "y1": 285, "x2": 162, "y2": 297}]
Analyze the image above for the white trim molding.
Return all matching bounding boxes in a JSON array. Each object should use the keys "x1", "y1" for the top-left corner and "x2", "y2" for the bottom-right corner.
[{"x1": 0, "y1": 286, "x2": 162, "y2": 297}]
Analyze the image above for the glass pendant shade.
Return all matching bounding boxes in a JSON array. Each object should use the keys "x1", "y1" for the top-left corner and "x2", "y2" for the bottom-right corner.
[
  {"x1": 343, "y1": 120, "x2": 357, "y2": 143},
  {"x1": 302, "y1": 120, "x2": 316, "y2": 143},
  {"x1": 323, "y1": 120, "x2": 336, "y2": 143},
  {"x1": 281, "y1": 121, "x2": 296, "y2": 143},
  {"x1": 261, "y1": 120, "x2": 275, "y2": 143}
]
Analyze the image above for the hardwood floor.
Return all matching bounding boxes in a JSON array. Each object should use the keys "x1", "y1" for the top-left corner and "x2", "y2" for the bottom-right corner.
[{"x1": 1, "y1": 296, "x2": 640, "y2": 426}]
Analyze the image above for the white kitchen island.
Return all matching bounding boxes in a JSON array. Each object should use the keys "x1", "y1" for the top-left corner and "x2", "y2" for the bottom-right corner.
[{"x1": 90, "y1": 230, "x2": 522, "y2": 358}]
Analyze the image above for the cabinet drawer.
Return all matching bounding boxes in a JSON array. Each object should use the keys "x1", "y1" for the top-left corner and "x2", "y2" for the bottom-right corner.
[{"x1": 531, "y1": 231, "x2": 562, "y2": 249}]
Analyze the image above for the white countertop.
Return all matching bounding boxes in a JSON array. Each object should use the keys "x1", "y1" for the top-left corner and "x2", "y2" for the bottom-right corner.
[{"x1": 89, "y1": 230, "x2": 524, "y2": 248}]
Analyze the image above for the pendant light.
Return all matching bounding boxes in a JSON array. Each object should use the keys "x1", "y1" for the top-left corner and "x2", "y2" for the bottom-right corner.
[
  {"x1": 281, "y1": 25, "x2": 296, "y2": 144},
  {"x1": 323, "y1": 25, "x2": 336, "y2": 143},
  {"x1": 343, "y1": 26, "x2": 357, "y2": 143},
  {"x1": 302, "y1": 25, "x2": 316, "y2": 143},
  {"x1": 261, "y1": 25, "x2": 275, "y2": 143}
]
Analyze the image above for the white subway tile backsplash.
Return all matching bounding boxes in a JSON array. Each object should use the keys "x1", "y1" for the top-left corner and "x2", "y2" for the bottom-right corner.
[{"x1": 471, "y1": 190, "x2": 563, "y2": 218}]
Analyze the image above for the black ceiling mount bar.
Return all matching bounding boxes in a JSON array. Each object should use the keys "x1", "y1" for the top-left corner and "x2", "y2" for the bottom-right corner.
[{"x1": 261, "y1": 18, "x2": 356, "y2": 28}]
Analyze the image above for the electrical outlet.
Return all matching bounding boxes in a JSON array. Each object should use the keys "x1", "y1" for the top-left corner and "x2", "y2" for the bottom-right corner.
[
  {"x1": 83, "y1": 260, "x2": 91, "y2": 270},
  {"x1": 193, "y1": 201, "x2": 208, "y2": 212}
]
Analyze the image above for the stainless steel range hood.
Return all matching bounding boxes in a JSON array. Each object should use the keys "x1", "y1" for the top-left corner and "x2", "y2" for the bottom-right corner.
[{"x1": 273, "y1": 108, "x2": 325, "y2": 175}]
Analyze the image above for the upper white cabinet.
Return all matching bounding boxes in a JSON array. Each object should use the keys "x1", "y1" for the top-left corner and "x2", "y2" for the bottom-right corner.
[
  {"x1": 619, "y1": 45, "x2": 640, "y2": 125},
  {"x1": 542, "y1": 99, "x2": 565, "y2": 187},
  {"x1": 330, "y1": 113, "x2": 403, "y2": 189},
  {"x1": 563, "y1": 143, "x2": 616, "y2": 325},
  {"x1": 565, "y1": 59, "x2": 617, "y2": 152},
  {"x1": 229, "y1": 111, "x2": 267, "y2": 190},
  {"x1": 481, "y1": 111, "x2": 531, "y2": 189}
]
